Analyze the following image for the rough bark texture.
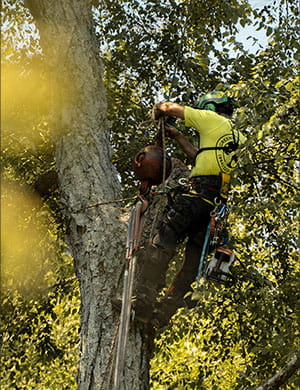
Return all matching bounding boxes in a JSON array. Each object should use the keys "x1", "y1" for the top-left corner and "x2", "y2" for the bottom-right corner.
[{"x1": 24, "y1": 1, "x2": 151, "y2": 389}]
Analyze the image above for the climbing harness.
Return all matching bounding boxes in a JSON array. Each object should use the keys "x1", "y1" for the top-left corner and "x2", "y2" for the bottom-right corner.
[{"x1": 113, "y1": 196, "x2": 148, "y2": 390}]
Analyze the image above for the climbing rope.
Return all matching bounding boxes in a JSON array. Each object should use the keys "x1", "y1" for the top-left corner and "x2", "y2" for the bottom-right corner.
[
  {"x1": 112, "y1": 197, "x2": 147, "y2": 390},
  {"x1": 73, "y1": 190, "x2": 172, "y2": 213},
  {"x1": 100, "y1": 322, "x2": 120, "y2": 390},
  {"x1": 97, "y1": 197, "x2": 151, "y2": 390},
  {"x1": 142, "y1": 116, "x2": 169, "y2": 244},
  {"x1": 74, "y1": 195, "x2": 139, "y2": 213},
  {"x1": 167, "y1": 2, "x2": 191, "y2": 101},
  {"x1": 160, "y1": 117, "x2": 167, "y2": 189},
  {"x1": 103, "y1": 5, "x2": 192, "y2": 387},
  {"x1": 143, "y1": 0, "x2": 192, "y2": 237}
]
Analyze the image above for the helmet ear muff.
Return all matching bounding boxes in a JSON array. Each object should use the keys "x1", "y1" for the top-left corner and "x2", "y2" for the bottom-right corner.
[
  {"x1": 216, "y1": 99, "x2": 234, "y2": 116},
  {"x1": 202, "y1": 102, "x2": 216, "y2": 112}
]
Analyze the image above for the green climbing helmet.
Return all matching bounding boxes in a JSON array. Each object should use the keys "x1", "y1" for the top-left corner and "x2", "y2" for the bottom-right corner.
[{"x1": 195, "y1": 91, "x2": 234, "y2": 116}]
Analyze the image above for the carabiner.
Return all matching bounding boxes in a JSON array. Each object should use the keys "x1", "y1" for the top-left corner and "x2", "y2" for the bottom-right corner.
[
  {"x1": 214, "y1": 197, "x2": 222, "y2": 206},
  {"x1": 178, "y1": 177, "x2": 189, "y2": 186}
]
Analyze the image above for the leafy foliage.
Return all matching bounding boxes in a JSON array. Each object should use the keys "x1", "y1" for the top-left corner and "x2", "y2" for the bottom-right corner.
[
  {"x1": 1, "y1": 0, "x2": 41, "y2": 62},
  {"x1": 0, "y1": 281, "x2": 80, "y2": 390},
  {"x1": 151, "y1": 272, "x2": 299, "y2": 389}
]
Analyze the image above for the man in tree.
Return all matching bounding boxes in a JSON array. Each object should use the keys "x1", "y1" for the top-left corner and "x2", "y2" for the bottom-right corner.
[{"x1": 116, "y1": 91, "x2": 246, "y2": 328}]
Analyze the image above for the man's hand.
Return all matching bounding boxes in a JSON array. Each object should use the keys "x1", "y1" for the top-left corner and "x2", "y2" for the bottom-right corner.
[
  {"x1": 153, "y1": 102, "x2": 185, "y2": 120},
  {"x1": 165, "y1": 123, "x2": 181, "y2": 139},
  {"x1": 164, "y1": 124, "x2": 199, "y2": 160},
  {"x1": 152, "y1": 104, "x2": 165, "y2": 120}
]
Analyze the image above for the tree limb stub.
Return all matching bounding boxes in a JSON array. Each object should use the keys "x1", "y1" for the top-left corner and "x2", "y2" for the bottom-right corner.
[{"x1": 255, "y1": 351, "x2": 300, "y2": 390}]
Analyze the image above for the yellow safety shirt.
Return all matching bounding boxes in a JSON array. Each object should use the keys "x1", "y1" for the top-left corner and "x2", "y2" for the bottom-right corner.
[{"x1": 184, "y1": 107, "x2": 246, "y2": 177}]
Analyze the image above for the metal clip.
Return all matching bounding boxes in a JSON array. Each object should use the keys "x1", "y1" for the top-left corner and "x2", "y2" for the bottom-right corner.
[
  {"x1": 210, "y1": 198, "x2": 222, "y2": 217},
  {"x1": 178, "y1": 177, "x2": 189, "y2": 186},
  {"x1": 214, "y1": 197, "x2": 222, "y2": 206}
]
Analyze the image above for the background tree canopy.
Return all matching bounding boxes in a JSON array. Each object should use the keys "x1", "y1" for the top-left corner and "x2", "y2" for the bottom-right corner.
[{"x1": 1, "y1": 0, "x2": 299, "y2": 388}]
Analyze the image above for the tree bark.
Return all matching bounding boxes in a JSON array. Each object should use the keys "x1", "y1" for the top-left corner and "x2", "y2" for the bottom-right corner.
[
  {"x1": 24, "y1": 1, "x2": 151, "y2": 389},
  {"x1": 255, "y1": 352, "x2": 300, "y2": 390}
]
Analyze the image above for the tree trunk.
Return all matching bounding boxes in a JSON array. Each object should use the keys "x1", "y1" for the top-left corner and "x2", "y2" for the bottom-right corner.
[{"x1": 24, "y1": 1, "x2": 151, "y2": 388}]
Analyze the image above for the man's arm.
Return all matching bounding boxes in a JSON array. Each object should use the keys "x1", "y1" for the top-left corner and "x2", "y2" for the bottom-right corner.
[
  {"x1": 154, "y1": 102, "x2": 185, "y2": 119},
  {"x1": 165, "y1": 124, "x2": 198, "y2": 160}
]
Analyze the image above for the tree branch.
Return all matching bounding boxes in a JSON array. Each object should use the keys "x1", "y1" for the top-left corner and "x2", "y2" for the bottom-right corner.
[
  {"x1": 256, "y1": 165, "x2": 299, "y2": 191},
  {"x1": 254, "y1": 156, "x2": 299, "y2": 166},
  {"x1": 255, "y1": 351, "x2": 300, "y2": 390}
]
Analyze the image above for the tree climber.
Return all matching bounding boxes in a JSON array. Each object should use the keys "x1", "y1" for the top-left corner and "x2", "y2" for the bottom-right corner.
[{"x1": 114, "y1": 91, "x2": 246, "y2": 328}]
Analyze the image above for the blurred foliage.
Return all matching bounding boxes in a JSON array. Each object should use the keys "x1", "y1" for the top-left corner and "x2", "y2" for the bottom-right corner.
[
  {"x1": 2, "y1": 181, "x2": 58, "y2": 293},
  {"x1": 1, "y1": 2, "x2": 78, "y2": 388},
  {"x1": 1, "y1": 0, "x2": 299, "y2": 388},
  {"x1": 0, "y1": 280, "x2": 80, "y2": 390}
]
